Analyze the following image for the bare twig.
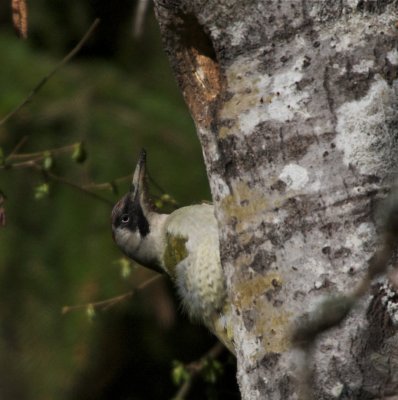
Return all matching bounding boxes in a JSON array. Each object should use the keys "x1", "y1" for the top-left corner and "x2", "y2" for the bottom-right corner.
[
  {"x1": 83, "y1": 175, "x2": 130, "y2": 191},
  {"x1": 0, "y1": 159, "x2": 37, "y2": 170},
  {"x1": 5, "y1": 136, "x2": 29, "y2": 162},
  {"x1": 0, "y1": 18, "x2": 100, "y2": 126},
  {"x1": 132, "y1": 0, "x2": 150, "y2": 39},
  {"x1": 7, "y1": 142, "x2": 80, "y2": 160},
  {"x1": 45, "y1": 171, "x2": 114, "y2": 206},
  {"x1": 62, "y1": 274, "x2": 162, "y2": 314}
]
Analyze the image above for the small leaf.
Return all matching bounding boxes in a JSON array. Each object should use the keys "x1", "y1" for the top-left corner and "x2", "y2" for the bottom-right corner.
[
  {"x1": 86, "y1": 304, "x2": 96, "y2": 321},
  {"x1": 161, "y1": 193, "x2": 171, "y2": 202},
  {"x1": 0, "y1": 147, "x2": 4, "y2": 165},
  {"x1": 154, "y1": 199, "x2": 163, "y2": 209},
  {"x1": 120, "y1": 259, "x2": 132, "y2": 279},
  {"x1": 113, "y1": 258, "x2": 134, "y2": 279},
  {"x1": 171, "y1": 360, "x2": 190, "y2": 386},
  {"x1": 34, "y1": 183, "x2": 49, "y2": 200},
  {"x1": 42, "y1": 152, "x2": 53, "y2": 171},
  {"x1": 202, "y1": 359, "x2": 224, "y2": 384},
  {"x1": 72, "y1": 142, "x2": 87, "y2": 164}
]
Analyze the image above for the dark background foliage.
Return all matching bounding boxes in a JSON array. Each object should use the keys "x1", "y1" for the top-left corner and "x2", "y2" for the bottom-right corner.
[{"x1": 0, "y1": 1, "x2": 238, "y2": 398}]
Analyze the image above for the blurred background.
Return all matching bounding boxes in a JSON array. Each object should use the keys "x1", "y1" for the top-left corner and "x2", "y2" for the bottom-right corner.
[{"x1": 0, "y1": 1, "x2": 238, "y2": 399}]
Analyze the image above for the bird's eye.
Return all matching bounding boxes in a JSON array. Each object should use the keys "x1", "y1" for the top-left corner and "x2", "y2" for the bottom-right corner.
[{"x1": 121, "y1": 214, "x2": 129, "y2": 223}]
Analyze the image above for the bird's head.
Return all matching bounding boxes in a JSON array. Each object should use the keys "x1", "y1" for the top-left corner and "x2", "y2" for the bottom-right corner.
[{"x1": 111, "y1": 149, "x2": 164, "y2": 273}]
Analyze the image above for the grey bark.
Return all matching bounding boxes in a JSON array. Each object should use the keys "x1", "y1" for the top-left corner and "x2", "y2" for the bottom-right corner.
[{"x1": 153, "y1": 1, "x2": 398, "y2": 399}]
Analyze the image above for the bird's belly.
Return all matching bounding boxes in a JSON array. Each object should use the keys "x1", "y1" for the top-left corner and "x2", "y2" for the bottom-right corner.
[{"x1": 175, "y1": 239, "x2": 226, "y2": 321}]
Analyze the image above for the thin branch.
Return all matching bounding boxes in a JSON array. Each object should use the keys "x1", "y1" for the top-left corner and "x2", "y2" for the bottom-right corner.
[
  {"x1": 0, "y1": 18, "x2": 100, "y2": 126},
  {"x1": 5, "y1": 135, "x2": 28, "y2": 162},
  {"x1": 0, "y1": 159, "x2": 37, "y2": 169},
  {"x1": 173, "y1": 342, "x2": 225, "y2": 400},
  {"x1": 45, "y1": 171, "x2": 114, "y2": 206},
  {"x1": 132, "y1": 0, "x2": 150, "y2": 39},
  {"x1": 83, "y1": 175, "x2": 130, "y2": 191},
  {"x1": 7, "y1": 142, "x2": 79, "y2": 160},
  {"x1": 0, "y1": 160, "x2": 113, "y2": 205},
  {"x1": 173, "y1": 377, "x2": 193, "y2": 400},
  {"x1": 186, "y1": 341, "x2": 225, "y2": 373},
  {"x1": 148, "y1": 170, "x2": 168, "y2": 194},
  {"x1": 62, "y1": 274, "x2": 163, "y2": 314}
]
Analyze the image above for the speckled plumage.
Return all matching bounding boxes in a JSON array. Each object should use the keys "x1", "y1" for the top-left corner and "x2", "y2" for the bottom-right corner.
[
  {"x1": 162, "y1": 204, "x2": 234, "y2": 353},
  {"x1": 112, "y1": 151, "x2": 235, "y2": 353},
  {"x1": 164, "y1": 204, "x2": 224, "y2": 317}
]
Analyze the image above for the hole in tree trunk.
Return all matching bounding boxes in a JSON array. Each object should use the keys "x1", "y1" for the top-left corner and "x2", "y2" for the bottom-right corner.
[{"x1": 170, "y1": 12, "x2": 224, "y2": 128}]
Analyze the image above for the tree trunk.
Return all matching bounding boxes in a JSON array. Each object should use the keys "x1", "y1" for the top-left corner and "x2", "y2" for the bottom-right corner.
[{"x1": 153, "y1": 1, "x2": 398, "y2": 398}]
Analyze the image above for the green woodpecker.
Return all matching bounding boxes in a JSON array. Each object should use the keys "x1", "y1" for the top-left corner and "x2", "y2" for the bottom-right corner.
[{"x1": 111, "y1": 150, "x2": 234, "y2": 353}]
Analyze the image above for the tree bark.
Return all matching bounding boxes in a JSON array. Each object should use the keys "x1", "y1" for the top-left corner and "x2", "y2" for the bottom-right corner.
[{"x1": 153, "y1": 1, "x2": 398, "y2": 398}]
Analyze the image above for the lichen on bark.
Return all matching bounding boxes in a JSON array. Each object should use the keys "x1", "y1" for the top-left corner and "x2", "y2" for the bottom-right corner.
[
  {"x1": 163, "y1": 232, "x2": 188, "y2": 279},
  {"x1": 153, "y1": 1, "x2": 398, "y2": 398}
]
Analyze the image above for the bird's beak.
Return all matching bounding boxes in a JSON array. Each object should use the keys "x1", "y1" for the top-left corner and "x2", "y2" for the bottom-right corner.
[{"x1": 130, "y1": 149, "x2": 147, "y2": 204}]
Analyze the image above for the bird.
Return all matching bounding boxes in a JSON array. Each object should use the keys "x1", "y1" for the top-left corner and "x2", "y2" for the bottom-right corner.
[{"x1": 111, "y1": 149, "x2": 234, "y2": 354}]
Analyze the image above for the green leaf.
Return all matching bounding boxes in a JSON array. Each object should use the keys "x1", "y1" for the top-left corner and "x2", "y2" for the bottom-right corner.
[
  {"x1": 161, "y1": 193, "x2": 177, "y2": 206},
  {"x1": 42, "y1": 152, "x2": 54, "y2": 171},
  {"x1": 154, "y1": 199, "x2": 163, "y2": 209},
  {"x1": 0, "y1": 147, "x2": 4, "y2": 165},
  {"x1": 113, "y1": 258, "x2": 133, "y2": 279},
  {"x1": 154, "y1": 193, "x2": 178, "y2": 210},
  {"x1": 72, "y1": 142, "x2": 87, "y2": 163},
  {"x1": 171, "y1": 360, "x2": 190, "y2": 386},
  {"x1": 161, "y1": 193, "x2": 171, "y2": 202},
  {"x1": 201, "y1": 359, "x2": 224, "y2": 384},
  {"x1": 86, "y1": 304, "x2": 96, "y2": 321},
  {"x1": 34, "y1": 183, "x2": 50, "y2": 200},
  {"x1": 120, "y1": 259, "x2": 131, "y2": 279}
]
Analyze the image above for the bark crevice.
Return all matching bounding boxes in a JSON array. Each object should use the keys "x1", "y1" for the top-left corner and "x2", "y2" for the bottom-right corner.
[{"x1": 155, "y1": 1, "x2": 225, "y2": 130}]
